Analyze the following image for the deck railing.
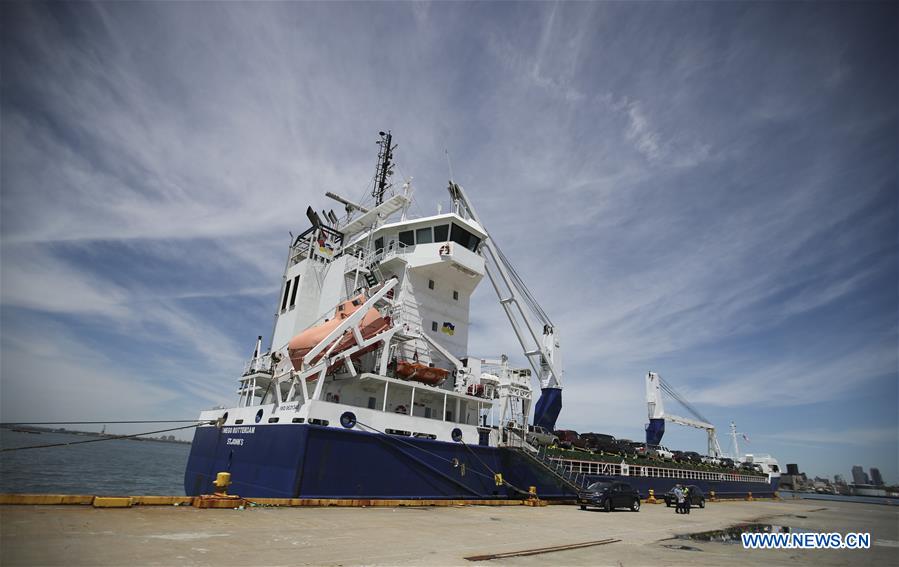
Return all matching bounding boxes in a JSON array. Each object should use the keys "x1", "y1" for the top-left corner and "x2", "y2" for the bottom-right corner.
[{"x1": 549, "y1": 457, "x2": 768, "y2": 484}]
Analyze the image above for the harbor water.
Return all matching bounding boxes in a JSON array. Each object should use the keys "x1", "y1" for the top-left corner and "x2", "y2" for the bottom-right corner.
[{"x1": 0, "y1": 430, "x2": 190, "y2": 496}]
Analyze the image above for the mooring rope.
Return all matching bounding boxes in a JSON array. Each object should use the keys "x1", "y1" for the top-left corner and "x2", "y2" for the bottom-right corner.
[
  {"x1": 1, "y1": 420, "x2": 206, "y2": 425},
  {"x1": 0, "y1": 422, "x2": 215, "y2": 453},
  {"x1": 354, "y1": 419, "x2": 530, "y2": 496}
]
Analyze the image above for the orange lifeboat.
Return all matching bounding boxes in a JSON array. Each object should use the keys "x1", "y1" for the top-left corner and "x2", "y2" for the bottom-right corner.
[
  {"x1": 395, "y1": 360, "x2": 449, "y2": 386},
  {"x1": 288, "y1": 295, "x2": 390, "y2": 371}
]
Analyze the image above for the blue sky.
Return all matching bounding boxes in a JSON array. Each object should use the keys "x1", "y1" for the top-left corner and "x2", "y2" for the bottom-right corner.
[{"x1": 1, "y1": 1, "x2": 896, "y2": 484}]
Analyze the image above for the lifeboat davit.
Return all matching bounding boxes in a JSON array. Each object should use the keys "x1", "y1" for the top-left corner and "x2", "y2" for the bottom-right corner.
[
  {"x1": 288, "y1": 295, "x2": 390, "y2": 371},
  {"x1": 395, "y1": 360, "x2": 449, "y2": 386}
]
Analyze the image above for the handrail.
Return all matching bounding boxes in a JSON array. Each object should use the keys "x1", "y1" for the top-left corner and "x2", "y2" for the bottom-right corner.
[{"x1": 516, "y1": 445, "x2": 586, "y2": 494}]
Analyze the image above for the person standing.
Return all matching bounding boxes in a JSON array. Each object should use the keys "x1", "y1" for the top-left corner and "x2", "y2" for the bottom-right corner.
[
  {"x1": 673, "y1": 485, "x2": 685, "y2": 514},
  {"x1": 682, "y1": 486, "x2": 691, "y2": 514}
]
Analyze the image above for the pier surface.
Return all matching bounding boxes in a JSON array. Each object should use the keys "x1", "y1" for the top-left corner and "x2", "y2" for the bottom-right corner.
[{"x1": 2, "y1": 498, "x2": 896, "y2": 566}]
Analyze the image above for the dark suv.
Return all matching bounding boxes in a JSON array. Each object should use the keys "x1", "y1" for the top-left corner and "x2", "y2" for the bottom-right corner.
[
  {"x1": 578, "y1": 481, "x2": 641, "y2": 512},
  {"x1": 554, "y1": 429, "x2": 584, "y2": 449},
  {"x1": 663, "y1": 485, "x2": 705, "y2": 508},
  {"x1": 580, "y1": 433, "x2": 619, "y2": 453}
]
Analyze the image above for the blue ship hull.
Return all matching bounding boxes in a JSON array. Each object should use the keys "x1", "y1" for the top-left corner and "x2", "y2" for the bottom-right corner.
[{"x1": 184, "y1": 423, "x2": 777, "y2": 499}]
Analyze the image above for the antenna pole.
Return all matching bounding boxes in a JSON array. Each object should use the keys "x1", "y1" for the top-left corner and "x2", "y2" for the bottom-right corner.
[
  {"x1": 372, "y1": 131, "x2": 396, "y2": 206},
  {"x1": 445, "y1": 148, "x2": 455, "y2": 183}
]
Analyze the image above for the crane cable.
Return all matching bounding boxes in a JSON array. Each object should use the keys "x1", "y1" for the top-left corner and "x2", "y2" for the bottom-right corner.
[{"x1": 658, "y1": 379, "x2": 711, "y2": 424}]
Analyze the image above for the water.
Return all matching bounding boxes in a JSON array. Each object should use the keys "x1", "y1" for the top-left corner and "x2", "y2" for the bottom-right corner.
[
  {"x1": 676, "y1": 523, "x2": 807, "y2": 545},
  {"x1": 0, "y1": 430, "x2": 191, "y2": 495},
  {"x1": 779, "y1": 489, "x2": 898, "y2": 506}
]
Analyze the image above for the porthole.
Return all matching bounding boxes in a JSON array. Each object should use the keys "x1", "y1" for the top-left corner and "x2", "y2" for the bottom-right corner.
[
  {"x1": 255, "y1": 409, "x2": 264, "y2": 423},
  {"x1": 451, "y1": 428, "x2": 463, "y2": 442},
  {"x1": 340, "y1": 411, "x2": 357, "y2": 429}
]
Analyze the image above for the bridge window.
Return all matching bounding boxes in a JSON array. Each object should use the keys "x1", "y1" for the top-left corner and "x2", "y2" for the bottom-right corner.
[
  {"x1": 289, "y1": 275, "x2": 300, "y2": 308},
  {"x1": 453, "y1": 290, "x2": 459, "y2": 300},
  {"x1": 434, "y1": 224, "x2": 449, "y2": 242},
  {"x1": 432, "y1": 321, "x2": 438, "y2": 332},
  {"x1": 428, "y1": 279, "x2": 435, "y2": 290},
  {"x1": 280, "y1": 279, "x2": 291, "y2": 311},
  {"x1": 399, "y1": 230, "x2": 414, "y2": 247},
  {"x1": 416, "y1": 227, "x2": 433, "y2": 244},
  {"x1": 450, "y1": 223, "x2": 480, "y2": 251},
  {"x1": 374, "y1": 237, "x2": 384, "y2": 254}
]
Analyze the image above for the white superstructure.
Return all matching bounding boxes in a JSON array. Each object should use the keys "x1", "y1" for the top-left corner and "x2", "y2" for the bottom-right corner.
[{"x1": 199, "y1": 137, "x2": 550, "y2": 450}]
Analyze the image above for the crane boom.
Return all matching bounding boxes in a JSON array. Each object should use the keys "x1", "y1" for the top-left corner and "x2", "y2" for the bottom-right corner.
[
  {"x1": 646, "y1": 371, "x2": 723, "y2": 457},
  {"x1": 448, "y1": 182, "x2": 563, "y2": 430}
]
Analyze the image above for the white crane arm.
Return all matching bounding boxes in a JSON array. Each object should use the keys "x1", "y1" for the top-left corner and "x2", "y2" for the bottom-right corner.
[
  {"x1": 664, "y1": 414, "x2": 715, "y2": 431},
  {"x1": 447, "y1": 182, "x2": 563, "y2": 390}
]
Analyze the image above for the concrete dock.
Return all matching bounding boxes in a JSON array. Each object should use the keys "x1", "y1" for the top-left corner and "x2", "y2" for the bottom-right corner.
[{"x1": 1, "y1": 498, "x2": 896, "y2": 566}]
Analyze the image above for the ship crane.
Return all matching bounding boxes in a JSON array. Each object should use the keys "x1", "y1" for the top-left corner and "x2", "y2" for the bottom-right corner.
[
  {"x1": 645, "y1": 371, "x2": 723, "y2": 458},
  {"x1": 447, "y1": 182, "x2": 563, "y2": 431}
]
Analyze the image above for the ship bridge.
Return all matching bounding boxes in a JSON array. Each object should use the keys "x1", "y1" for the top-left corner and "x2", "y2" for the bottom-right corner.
[{"x1": 343, "y1": 212, "x2": 487, "y2": 368}]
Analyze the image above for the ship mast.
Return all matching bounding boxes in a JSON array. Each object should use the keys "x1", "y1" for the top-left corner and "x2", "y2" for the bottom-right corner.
[{"x1": 372, "y1": 131, "x2": 396, "y2": 206}]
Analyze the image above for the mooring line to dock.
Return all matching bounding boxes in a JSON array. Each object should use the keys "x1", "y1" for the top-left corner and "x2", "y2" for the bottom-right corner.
[
  {"x1": 354, "y1": 420, "x2": 531, "y2": 497},
  {"x1": 0, "y1": 422, "x2": 214, "y2": 453},
  {"x1": 1, "y1": 420, "x2": 207, "y2": 426},
  {"x1": 464, "y1": 538, "x2": 621, "y2": 561}
]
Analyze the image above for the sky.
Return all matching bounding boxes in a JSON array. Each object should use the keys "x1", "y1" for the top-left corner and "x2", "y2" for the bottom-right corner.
[{"x1": 1, "y1": 1, "x2": 896, "y2": 484}]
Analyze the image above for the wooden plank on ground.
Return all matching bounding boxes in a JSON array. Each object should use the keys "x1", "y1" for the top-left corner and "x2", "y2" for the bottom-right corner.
[{"x1": 464, "y1": 538, "x2": 620, "y2": 561}]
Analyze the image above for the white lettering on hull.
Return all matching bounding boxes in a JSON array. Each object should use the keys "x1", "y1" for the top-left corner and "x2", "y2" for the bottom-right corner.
[{"x1": 221, "y1": 426, "x2": 256, "y2": 434}]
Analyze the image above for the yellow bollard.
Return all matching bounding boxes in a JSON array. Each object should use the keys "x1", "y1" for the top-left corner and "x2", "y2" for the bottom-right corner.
[
  {"x1": 213, "y1": 472, "x2": 232, "y2": 496},
  {"x1": 746, "y1": 491, "x2": 754, "y2": 501},
  {"x1": 709, "y1": 490, "x2": 717, "y2": 502},
  {"x1": 646, "y1": 489, "x2": 657, "y2": 504}
]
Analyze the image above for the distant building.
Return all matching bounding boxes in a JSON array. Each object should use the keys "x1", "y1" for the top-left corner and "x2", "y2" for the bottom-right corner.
[
  {"x1": 870, "y1": 468, "x2": 884, "y2": 487},
  {"x1": 851, "y1": 465, "x2": 869, "y2": 485},
  {"x1": 833, "y1": 474, "x2": 845, "y2": 485}
]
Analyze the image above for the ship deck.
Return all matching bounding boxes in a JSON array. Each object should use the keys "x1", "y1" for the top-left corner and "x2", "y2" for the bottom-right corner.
[{"x1": 2, "y1": 498, "x2": 896, "y2": 566}]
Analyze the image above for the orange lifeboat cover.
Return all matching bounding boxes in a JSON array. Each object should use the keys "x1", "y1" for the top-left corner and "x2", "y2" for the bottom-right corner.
[
  {"x1": 395, "y1": 361, "x2": 450, "y2": 386},
  {"x1": 287, "y1": 295, "x2": 389, "y2": 370}
]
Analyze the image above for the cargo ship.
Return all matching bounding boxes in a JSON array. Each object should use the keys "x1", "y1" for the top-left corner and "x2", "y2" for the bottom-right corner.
[{"x1": 184, "y1": 133, "x2": 779, "y2": 500}]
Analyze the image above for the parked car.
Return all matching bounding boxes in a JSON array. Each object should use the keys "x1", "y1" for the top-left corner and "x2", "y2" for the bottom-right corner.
[
  {"x1": 701, "y1": 455, "x2": 721, "y2": 466},
  {"x1": 526, "y1": 425, "x2": 559, "y2": 447},
  {"x1": 671, "y1": 450, "x2": 686, "y2": 462},
  {"x1": 578, "y1": 481, "x2": 641, "y2": 512},
  {"x1": 615, "y1": 439, "x2": 638, "y2": 456},
  {"x1": 580, "y1": 433, "x2": 618, "y2": 453},
  {"x1": 663, "y1": 485, "x2": 706, "y2": 508},
  {"x1": 647, "y1": 445, "x2": 674, "y2": 460},
  {"x1": 683, "y1": 451, "x2": 703, "y2": 464},
  {"x1": 740, "y1": 462, "x2": 763, "y2": 473},
  {"x1": 554, "y1": 429, "x2": 584, "y2": 449},
  {"x1": 719, "y1": 457, "x2": 735, "y2": 468}
]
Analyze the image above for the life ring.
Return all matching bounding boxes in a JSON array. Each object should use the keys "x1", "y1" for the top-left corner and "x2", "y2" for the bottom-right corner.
[{"x1": 395, "y1": 405, "x2": 408, "y2": 415}]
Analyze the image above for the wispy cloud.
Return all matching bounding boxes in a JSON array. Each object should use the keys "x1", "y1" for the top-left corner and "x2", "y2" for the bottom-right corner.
[
  {"x1": 1, "y1": 1, "x2": 896, "y2": 481},
  {"x1": 760, "y1": 426, "x2": 898, "y2": 447}
]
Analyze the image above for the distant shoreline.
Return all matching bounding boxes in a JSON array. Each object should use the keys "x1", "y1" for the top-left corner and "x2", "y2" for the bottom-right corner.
[{"x1": 1, "y1": 426, "x2": 192, "y2": 445}]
